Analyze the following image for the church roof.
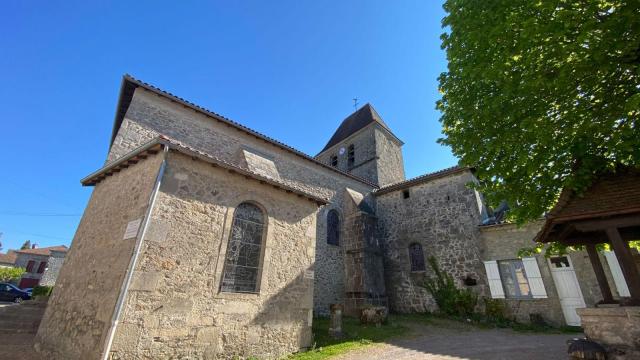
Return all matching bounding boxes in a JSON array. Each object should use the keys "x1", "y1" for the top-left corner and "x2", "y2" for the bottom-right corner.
[
  {"x1": 83, "y1": 136, "x2": 330, "y2": 205},
  {"x1": 110, "y1": 75, "x2": 377, "y2": 188},
  {"x1": 318, "y1": 103, "x2": 402, "y2": 154},
  {"x1": 535, "y1": 167, "x2": 640, "y2": 244},
  {"x1": 374, "y1": 166, "x2": 469, "y2": 196}
]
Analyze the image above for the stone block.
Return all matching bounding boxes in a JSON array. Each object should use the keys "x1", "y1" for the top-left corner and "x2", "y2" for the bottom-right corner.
[
  {"x1": 112, "y1": 323, "x2": 140, "y2": 353},
  {"x1": 130, "y1": 272, "x2": 161, "y2": 292},
  {"x1": 195, "y1": 326, "x2": 219, "y2": 345}
]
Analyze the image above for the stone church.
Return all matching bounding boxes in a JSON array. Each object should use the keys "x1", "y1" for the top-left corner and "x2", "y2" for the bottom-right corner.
[{"x1": 35, "y1": 75, "x2": 622, "y2": 359}]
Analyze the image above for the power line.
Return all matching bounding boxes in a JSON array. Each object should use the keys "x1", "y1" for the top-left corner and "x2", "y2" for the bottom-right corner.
[
  {"x1": 2, "y1": 230, "x2": 70, "y2": 242},
  {"x1": 0, "y1": 211, "x2": 82, "y2": 217}
]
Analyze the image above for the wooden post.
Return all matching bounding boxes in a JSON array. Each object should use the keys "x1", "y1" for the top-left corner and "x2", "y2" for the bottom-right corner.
[
  {"x1": 606, "y1": 227, "x2": 640, "y2": 304},
  {"x1": 585, "y1": 244, "x2": 614, "y2": 304}
]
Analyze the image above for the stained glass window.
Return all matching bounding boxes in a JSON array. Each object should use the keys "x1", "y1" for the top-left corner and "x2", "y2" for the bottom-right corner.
[
  {"x1": 220, "y1": 202, "x2": 265, "y2": 293},
  {"x1": 327, "y1": 209, "x2": 340, "y2": 246},
  {"x1": 409, "y1": 243, "x2": 426, "y2": 272}
]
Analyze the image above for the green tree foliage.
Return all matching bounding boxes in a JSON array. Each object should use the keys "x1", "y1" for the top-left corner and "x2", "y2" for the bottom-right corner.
[
  {"x1": 20, "y1": 240, "x2": 31, "y2": 250},
  {"x1": 437, "y1": 1, "x2": 640, "y2": 222},
  {"x1": 0, "y1": 267, "x2": 25, "y2": 282}
]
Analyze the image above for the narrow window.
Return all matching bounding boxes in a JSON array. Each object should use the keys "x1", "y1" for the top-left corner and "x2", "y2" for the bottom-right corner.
[
  {"x1": 498, "y1": 259, "x2": 532, "y2": 299},
  {"x1": 347, "y1": 145, "x2": 355, "y2": 169},
  {"x1": 26, "y1": 260, "x2": 35, "y2": 273},
  {"x1": 409, "y1": 243, "x2": 426, "y2": 272},
  {"x1": 327, "y1": 209, "x2": 340, "y2": 246},
  {"x1": 403, "y1": 190, "x2": 410, "y2": 199},
  {"x1": 330, "y1": 155, "x2": 338, "y2": 167},
  {"x1": 220, "y1": 202, "x2": 266, "y2": 293},
  {"x1": 37, "y1": 261, "x2": 47, "y2": 274}
]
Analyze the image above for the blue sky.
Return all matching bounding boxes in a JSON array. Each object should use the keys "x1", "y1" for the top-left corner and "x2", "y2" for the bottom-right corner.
[{"x1": 0, "y1": 1, "x2": 454, "y2": 251}]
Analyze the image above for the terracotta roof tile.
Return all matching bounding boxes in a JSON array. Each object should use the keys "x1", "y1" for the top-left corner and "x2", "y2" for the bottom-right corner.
[
  {"x1": 15, "y1": 245, "x2": 68, "y2": 256},
  {"x1": 0, "y1": 250, "x2": 17, "y2": 265},
  {"x1": 82, "y1": 136, "x2": 330, "y2": 205},
  {"x1": 374, "y1": 166, "x2": 469, "y2": 196}
]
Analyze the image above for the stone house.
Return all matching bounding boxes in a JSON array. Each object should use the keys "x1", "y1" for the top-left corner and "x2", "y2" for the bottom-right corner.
[
  {"x1": 0, "y1": 250, "x2": 17, "y2": 268},
  {"x1": 480, "y1": 222, "x2": 633, "y2": 326},
  {"x1": 13, "y1": 245, "x2": 68, "y2": 288},
  {"x1": 35, "y1": 75, "x2": 627, "y2": 359}
]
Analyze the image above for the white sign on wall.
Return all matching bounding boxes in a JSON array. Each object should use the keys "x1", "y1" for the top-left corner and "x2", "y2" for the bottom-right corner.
[{"x1": 123, "y1": 218, "x2": 142, "y2": 240}]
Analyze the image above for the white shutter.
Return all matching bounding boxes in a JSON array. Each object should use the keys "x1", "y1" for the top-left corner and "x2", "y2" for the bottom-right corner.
[
  {"x1": 522, "y1": 257, "x2": 547, "y2": 298},
  {"x1": 604, "y1": 251, "x2": 630, "y2": 297},
  {"x1": 483, "y1": 261, "x2": 505, "y2": 299}
]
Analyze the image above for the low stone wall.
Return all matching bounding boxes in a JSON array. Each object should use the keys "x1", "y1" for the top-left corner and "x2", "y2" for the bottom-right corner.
[{"x1": 577, "y1": 306, "x2": 640, "y2": 360}]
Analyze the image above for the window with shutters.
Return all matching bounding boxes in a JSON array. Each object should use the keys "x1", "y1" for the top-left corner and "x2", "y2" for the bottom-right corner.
[
  {"x1": 498, "y1": 259, "x2": 532, "y2": 299},
  {"x1": 327, "y1": 209, "x2": 340, "y2": 246},
  {"x1": 409, "y1": 243, "x2": 426, "y2": 272},
  {"x1": 37, "y1": 261, "x2": 47, "y2": 274},
  {"x1": 220, "y1": 202, "x2": 266, "y2": 293},
  {"x1": 26, "y1": 260, "x2": 35, "y2": 273},
  {"x1": 347, "y1": 145, "x2": 355, "y2": 169}
]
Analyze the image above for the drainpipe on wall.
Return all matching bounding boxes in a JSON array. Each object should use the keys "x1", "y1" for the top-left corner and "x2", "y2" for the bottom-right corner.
[{"x1": 101, "y1": 146, "x2": 169, "y2": 360}]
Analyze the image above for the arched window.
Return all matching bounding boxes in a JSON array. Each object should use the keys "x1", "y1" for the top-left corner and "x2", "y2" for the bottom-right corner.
[
  {"x1": 327, "y1": 209, "x2": 340, "y2": 246},
  {"x1": 220, "y1": 202, "x2": 266, "y2": 293},
  {"x1": 409, "y1": 243, "x2": 426, "y2": 272}
]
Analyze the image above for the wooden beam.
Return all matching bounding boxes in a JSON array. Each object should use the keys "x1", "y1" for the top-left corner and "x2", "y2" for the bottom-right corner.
[
  {"x1": 575, "y1": 215, "x2": 640, "y2": 232},
  {"x1": 586, "y1": 244, "x2": 615, "y2": 304},
  {"x1": 555, "y1": 224, "x2": 576, "y2": 243},
  {"x1": 606, "y1": 227, "x2": 640, "y2": 304}
]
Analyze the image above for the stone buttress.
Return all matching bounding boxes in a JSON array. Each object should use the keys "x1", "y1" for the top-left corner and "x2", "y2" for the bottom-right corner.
[{"x1": 341, "y1": 188, "x2": 387, "y2": 316}]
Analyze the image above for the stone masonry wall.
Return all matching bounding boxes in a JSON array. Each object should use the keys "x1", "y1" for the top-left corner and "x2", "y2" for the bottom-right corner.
[
  {"x1": 341, "y1": 191, "x2": 386, "y2": 316},
  {"x1": 35, "y1": 152, "x2": 165, "y2": 360},
  {"x1": 109, "y1": 152, "x2": 318, "y2": 359},
  {"x1": 106, "y1": 88, "x2": 374, "y2": 316},
  {"x1": 39, "y1": 250, "x2": 66, "y2": 286},
  {"x1": 480, "y1": 221, "x2": 619, "y2": 326},
  {"x1": 313, "y1": 206, "x2": 345, "y2": 316},
  {"x1": 315, "y1": 125, "x2": 379, "y2": 185},
  {"x1": 315, "y1": 124, "x2": 405, "y2": 187},
  {"x1": 374, "y1": 127, "x2": 405, "y2": 186},
  {"x1": 376, "y1": 170, "x2": 487, "y2": 313}
]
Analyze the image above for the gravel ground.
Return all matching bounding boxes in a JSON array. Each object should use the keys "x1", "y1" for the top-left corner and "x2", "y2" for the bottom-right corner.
[{"x1": 334, "y1": 321, "x2": 578, "y2": 360}]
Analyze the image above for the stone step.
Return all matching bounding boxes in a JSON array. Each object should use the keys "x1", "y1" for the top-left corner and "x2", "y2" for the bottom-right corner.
[{"x1": 0, "y1": 301, "x2": 47, "y2": 335}]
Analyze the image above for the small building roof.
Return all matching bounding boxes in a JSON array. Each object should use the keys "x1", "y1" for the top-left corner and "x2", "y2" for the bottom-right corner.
[
  {"x1": 82, "y1": 136, "x2": 329, "y2": 206},
  {"x1": 374, "y1": 166, "x2": 469, "y2": 196},
  {"x1": 15, "y1": 245, "x2": 68, "y2": 257},
  {"x1": 318, "y1": 103, "x2": 402, "y2": 154},
  {"x1": 535, "y1": 167, "x2": 640, "y2": 245},
  {"x1": 0, "y1": 250, "x2": 17, "y2": 265}
]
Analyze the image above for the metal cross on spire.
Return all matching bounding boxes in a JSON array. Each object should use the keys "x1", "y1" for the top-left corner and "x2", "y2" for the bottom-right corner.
[{"x1": 352, "y1": 98, "x2": 359, "y2": 110}]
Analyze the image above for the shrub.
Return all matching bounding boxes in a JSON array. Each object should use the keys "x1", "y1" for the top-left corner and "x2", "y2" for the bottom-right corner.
[
  {"x1": 483, "y1": 298, "x2": 509, "y2": 325},
  {"x1": 32, "y1": 285, "x2": 53, "y2": 297},
  {"x1": 0, "y1": 267, "x2": 25, "y2": 282},
  {"x1": 422, "y1": 257, "x2": 477, "y2": 317}
]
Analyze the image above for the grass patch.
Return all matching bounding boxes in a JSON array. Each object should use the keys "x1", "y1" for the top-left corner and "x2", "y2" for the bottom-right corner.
[{"x1": 288, "y1": 316, "x2": 409, "y2": 360}]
